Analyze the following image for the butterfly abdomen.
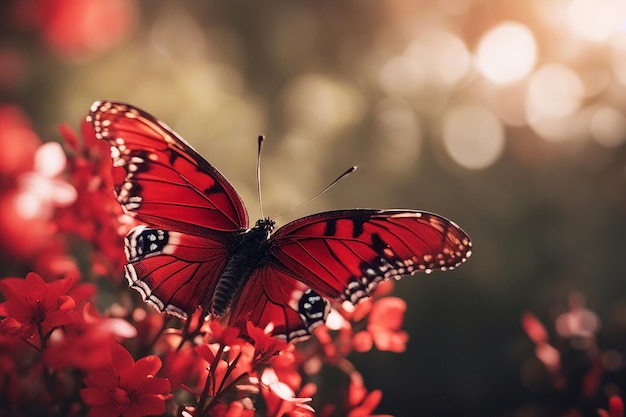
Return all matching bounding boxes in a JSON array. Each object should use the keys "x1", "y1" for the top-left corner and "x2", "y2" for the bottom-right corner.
[{"x1": 211, "y1": 222, "x2": 273, "y2": 317}]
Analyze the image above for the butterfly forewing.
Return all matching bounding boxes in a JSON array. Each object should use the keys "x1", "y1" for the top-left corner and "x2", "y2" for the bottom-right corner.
[
  {"x1": 89, "y1": 100, "x2": 248, "y2": 234},
  {"x1": 269, "y1": 209, "x2": 472, "y2": 305}
]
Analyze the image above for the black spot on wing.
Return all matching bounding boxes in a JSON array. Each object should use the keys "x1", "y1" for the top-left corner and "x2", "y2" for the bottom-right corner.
[
  {"x1": 167, "y1": 148, "x2": 182, "y2": 166},
  {"x1": 298, "y1": 288, "x2": 328, "y2": 328},
  {"x1": 350, "y1": 210, "x2": 374, "y2": 238},
  {"x1": 371, "y1": 233, "x2": 387, "y2": 254},
  {"x1": 204, "y1": 181, "x2": 223, "y2": 195},
  {"x1": 352, "y1": 219, "x2": 365, "y2": 238},
  {"x1": 323, "y1": 219, "x2": 337, "y2": 237}
]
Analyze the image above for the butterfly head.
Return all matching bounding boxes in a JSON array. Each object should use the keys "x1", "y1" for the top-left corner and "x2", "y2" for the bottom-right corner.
[{"x1": 254, "y1": 218, "x2": 275, "y2": 235}]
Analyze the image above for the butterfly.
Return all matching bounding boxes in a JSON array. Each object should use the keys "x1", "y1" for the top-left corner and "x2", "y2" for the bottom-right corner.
[{"x1": 88, "y1": 100, "x2": 472, "y2": 342}]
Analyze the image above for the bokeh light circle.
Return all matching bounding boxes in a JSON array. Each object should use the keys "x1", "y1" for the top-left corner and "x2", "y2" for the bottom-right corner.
[
  {"x1": 526, "y1": 63, "x2": 584, "y2": 120},
  {"x1": 441, "y1": 105, "x2": 505, "y2": 170},
  {"x1": 476, "y1": 22, "x2": 537, "y2": 85},
  {"x1": 379, "y1": 30, "x2": 470, "y2": 95},
  {"x1": 567, "y1": 0, "x2": 620, "y2": 42},
  {"x1": 282, "y1": 74, "x2": 365, "y2": 138},
  {"x1": 590, "y1": 106, "x2": 626, "y2": 147}
]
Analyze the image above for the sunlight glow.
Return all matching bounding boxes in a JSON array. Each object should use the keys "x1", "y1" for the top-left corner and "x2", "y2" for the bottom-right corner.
[
  {"x1": 611, "y1": 39, "x2": 626, "y2": 86},
  {"x1": 282, "y1": 74, "x2": 366, "y2": 138},
  {"x1": 525, "y1": 63, "x2": 585, "y2": 141},
  {"x1": 374, "y1": 98, "x2": 422, "y2": 173},
  {"x1": 526, "y1": 64, "x2": 585, "y2": 142},
  {"x1": 34, "y1": 142, "x2": 66, "y2": 178},
  {"x1": 441, "y1": 105, "x2": 504, "y2": 170},
  {"x1": 567, "y1": 0, "x2": 623, "y2": 42},
  {"x1": 379, "y1": 30, "x2": 470, "y2": 95},
  {"x1": 590, "y1": 106, "x2": 626, "y2": 147},
  {"x1": 325, "y1": 309, "x2": 346, "y2": 330},
  {"x1": 15, "y1": 190, "x2": 41, "y2": 219},
  {"x1": 476, "y1": 22, "x2": 537, "y2": 84},
  {"x1": 527, "y1": 64, "x2": 584, "y2": 119},
  {"x1": 556, "y1": 307, "x2": 600, "y2": 339},
  {"x1": 15, "y1": 142, "x2": 77, "y2": 220}
]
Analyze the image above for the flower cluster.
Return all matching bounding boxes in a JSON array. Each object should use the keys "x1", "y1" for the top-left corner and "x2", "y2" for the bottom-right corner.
[
  {"x1": 3, "y1": 0, "x2": 136, "y2": 61},
  {"x1": 0, "y1": 107, "x2": 406, "y2": 417},
  {"x1": 520, "y1": 293, "x2": 625, "y2": 417}
]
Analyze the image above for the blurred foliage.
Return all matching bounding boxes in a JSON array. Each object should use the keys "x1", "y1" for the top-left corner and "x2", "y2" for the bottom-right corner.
[{"x1": 3, "y1": 0, "x2": 626, "y2": 416}]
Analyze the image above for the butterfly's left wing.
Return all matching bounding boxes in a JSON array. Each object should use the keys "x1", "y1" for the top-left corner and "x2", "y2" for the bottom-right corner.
[{"x1": 229, "y1": 209, "x2": 472, "y2": 341}]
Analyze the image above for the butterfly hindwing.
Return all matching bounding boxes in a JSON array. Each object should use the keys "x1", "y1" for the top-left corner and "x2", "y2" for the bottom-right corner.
[
  {"x1": 88, "y1": 100, "x2": 248, "y2": 235},
  {"x1": 123, "y1": 225, "x2": 231, "y2": 318},
  {"x1": 226, "y1": 265, "x2": 329, "y2": 341}
]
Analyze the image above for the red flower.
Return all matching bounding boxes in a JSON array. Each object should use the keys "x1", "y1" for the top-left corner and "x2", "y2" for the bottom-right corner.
[
  {"x1": 81, "y1": 343, "x2": 170, "y2": 417},
  {"x1": 195, "y1": 342, "x2": 254, "y2": 395},
  {"x1": 521, "y1": 311, "x2": 549, "y2": 344},
  {"x1": 0, "y1": 105, "x2": 76, "y2": 261},
  {"x1": 0, "y1": 272, "x2": 78, "y2": 345},
  {"x1": 260, "y1": 367, "x2": 314, "y2": 417},
  {"x1": 10, "y1": 0, "x2": 137, "y2": 60},
  {"x1": 246, "y1": 321, "x2": 290, "y2": 360},
  {"x1": 598, "y1": 395, "x2": 625, "y2": 417},
  {"x1": 207, "y1": 319, "x2": 242, "y2": 347},
  {"x1": 44, "y1": 303, "x2": 137, "y2": 371},
  {"x1": 205, "y1": 400, "x2": 255, "y2": 417},
  {"x1": 57, "y1": 122, "x2": 135, "y2": 278},
  {"x1": 0, "y1": 104, "x2": 39, "y2": 180},
  {"x1": 354, "y1": 297, "x2": 409, "y2": 353},
  {"x1": 346, "y1": 371, "x2": 387, "y2": 417}
]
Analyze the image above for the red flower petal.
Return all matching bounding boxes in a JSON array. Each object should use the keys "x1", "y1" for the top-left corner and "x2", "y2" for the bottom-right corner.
[
  {"x1": 135, "y1": 377, "x2": 171, "y2": 396},
  {"x1": 0, "y1": 300, "x2": 31, "y2": 322},
  {"x1": 81, "y1": 387, "x2": 116, "y2": 406},
  {"x1": 84, "y1": 369, "x2": 118, "y2": 389},
  {"x1": 134, "y1": 355, "x2": 163, "y2": 377},
  {"x1": 368, "y1": 297, "x2": 406, "y2": 331},
  {"x1": 89, "y1": 403, "x2": 126, "y2": 417},
  {"x1": 110, "y1": 344, "x2": 135, "y2": 382},
  {"x1": 23, "y1": 272, "x2": 47, "y2": 303},
  {"x1": 609, "y1": 395, "x2": 624, "y2": 417},
  {"x1": 521, "y1": 312, "x2": 549, "y2": 344},
  {"x1": 0, "y1": 317, "x2": 24, "y2": 336},
  {"x1": 0, "y1": 277, "x2": 26, "y2": 302},
  {"x1": 123, "y1": 395, "x2": 167, "y2": 417}
]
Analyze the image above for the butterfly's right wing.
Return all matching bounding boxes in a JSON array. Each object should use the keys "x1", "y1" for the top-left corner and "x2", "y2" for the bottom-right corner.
[
  {"x1": 122, "y1": 226, "x2": 231, "y2": 318},
  {"x1": 228, "y1": 209, "x2": 472, "y2": 342},
  {"x1": 88, "y1": 100, "x2": 249, "y2": 235},
  {"x1": 89, "y1": 101, "x2": 249, "y2": 317}
]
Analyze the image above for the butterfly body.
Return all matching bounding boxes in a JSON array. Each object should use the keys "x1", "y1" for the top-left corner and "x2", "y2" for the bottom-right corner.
[
  {"x1": 211, "y1": 218, "x2": 273, "y2": 317},
  {"x1": 89, "y1": 100, "x2": 472, "y2": 341}
]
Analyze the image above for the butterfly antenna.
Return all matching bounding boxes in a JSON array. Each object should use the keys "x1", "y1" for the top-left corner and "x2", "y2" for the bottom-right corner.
[
  {"x1": 273, "y1": 165, "x2": 358, "y2": 221},
  {"x1": 257, "y1": 135, "x2": 265, "y2": 219}
]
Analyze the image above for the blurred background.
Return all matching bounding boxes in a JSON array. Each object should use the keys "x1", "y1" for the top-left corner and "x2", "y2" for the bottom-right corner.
[{"x1": 2, "y1": 0, "x2": 626, "y2": 416}]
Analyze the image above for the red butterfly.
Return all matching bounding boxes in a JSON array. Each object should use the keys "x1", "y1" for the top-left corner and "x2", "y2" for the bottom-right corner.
[{"x1": 88, "y1": 100, "x2": 472, "y2": 342}]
